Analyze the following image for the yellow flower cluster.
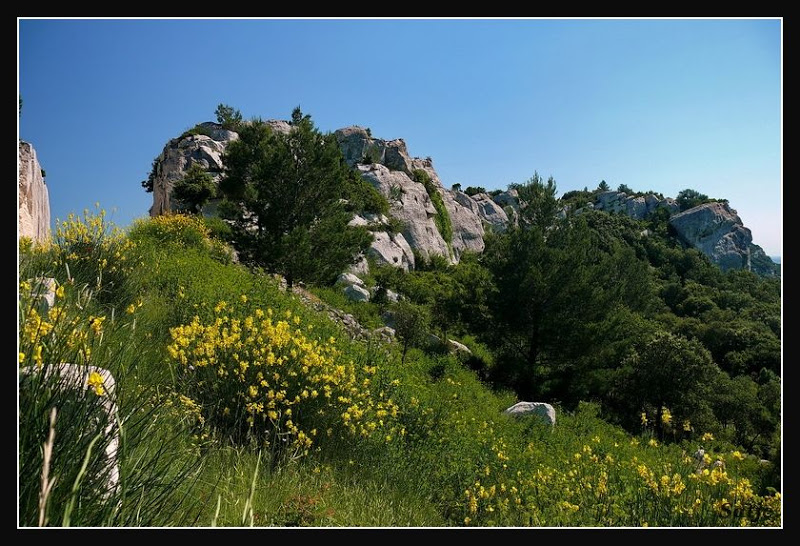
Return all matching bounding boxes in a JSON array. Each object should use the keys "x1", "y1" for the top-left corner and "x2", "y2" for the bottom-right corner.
[
  {"x1": 19, "y1": 282, "x2": 105, "y2": 369},
  {"x1": 51, "y1": 206, "x2": 138, "y2": 291},
  {"x1": 87, "y1": 371, "x2": 105, "y2": 396},
  {"x1": 166, "y1": 304, "x2": 404, "y2": 459},
  {"x1": 451, "y1": 419, "x2": 781, "y2": 528}
]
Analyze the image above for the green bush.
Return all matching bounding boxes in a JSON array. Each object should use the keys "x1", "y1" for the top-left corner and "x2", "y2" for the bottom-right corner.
[{"x1": 413, "y1": 169, "x2": 452, "y2": 246}]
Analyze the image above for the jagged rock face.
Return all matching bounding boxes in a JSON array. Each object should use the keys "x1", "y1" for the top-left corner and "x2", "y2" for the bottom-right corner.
[
  {"x1": 340, "y1": 126, "x2": 486, "y2": 263},
  {"x1": 593, "y1": 191, "x2": 678, "y2": 219},
  {"x1": 18, "y1": 141, "x2": 51, "y2": 243},
  {"x1": 335, "y1": 126, "x2": 415, "y2": 174},
  {"x1": 149, "y1": 124, "x2": 237, "y2": 216},
  {"x1": 462, "y1": 192, "x2": 510, "y2": 232},
  {"x1": 669, "y1": 202, "x2": 765, "y2": 273},
  {"x1": 412, "y1": 163, "x2": 485, "y2": 259},
  {"x1": 358, "y1": 164, "x2": 452, "y2": 262}
]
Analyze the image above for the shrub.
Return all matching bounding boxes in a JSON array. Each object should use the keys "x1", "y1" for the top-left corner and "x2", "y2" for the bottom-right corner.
[
  {"x1": 412, "y1": 169, "x2": 452, "y2": 246},
  {"x1": 464, "y1": 186, "x2": 486, "y2": 196},
  {"x1": 50, "y1": 206, "x2": 139, "y2": 306},
  {"x1": 128, "y1": 214, "x2": 211, "y2": 249},
  {"x1": 166, "y1": 303, "x2": 404, "y2": 464}
]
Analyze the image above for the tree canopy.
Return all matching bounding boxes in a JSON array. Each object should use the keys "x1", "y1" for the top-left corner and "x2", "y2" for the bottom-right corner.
[
  {"x1": 172, "y1": 162, "x2": 216, "y2": 214},
  {"x1": 217, "y1": 107, "x2": 372, "y2": 287}
]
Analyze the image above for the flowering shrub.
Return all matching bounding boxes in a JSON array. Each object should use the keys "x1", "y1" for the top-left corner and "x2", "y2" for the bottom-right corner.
[
  {"x1": 128, "y1": 214, "x2": 211, "y2": 248},
  {"x1": 50, "y1": 206, "x2": 138, "y2": 304},
  {"x1": 166, "y1": 302, "x2": 404, "y2": 462},
  {"x1": 128, "y1": 214, "x2": 234, "y2": 264},
  {"x1": 18, "y1": 279, "x2": 107, "y2": 369}
]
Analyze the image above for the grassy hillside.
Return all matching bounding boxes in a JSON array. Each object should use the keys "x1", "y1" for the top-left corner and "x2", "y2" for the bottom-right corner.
[{"x1": 18, "y1": 210, "x2": 781, "y2": 527}]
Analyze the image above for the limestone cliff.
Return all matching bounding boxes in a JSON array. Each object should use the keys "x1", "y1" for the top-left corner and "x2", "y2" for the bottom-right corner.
[{"x1": 18, "y1": 140, "x2": 51, "y2": 243}]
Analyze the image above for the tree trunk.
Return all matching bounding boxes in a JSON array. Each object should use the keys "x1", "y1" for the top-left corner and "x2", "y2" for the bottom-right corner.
[{"x1": 523, "y1": 324, "x2": 540, "y2": 400}]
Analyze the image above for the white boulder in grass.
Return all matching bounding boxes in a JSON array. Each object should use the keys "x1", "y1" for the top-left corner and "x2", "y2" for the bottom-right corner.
[
  {"x1": 337, "y1": 272, "x2": 366, "y2": 287},
  {"x1": 28, "y1": 277, "x2": 57, "y2": 312},
  {"x1": 19, "y1": 363, "x2": 120, "y2": 498},
  {"x1": 504, "y1": 401, "x2": 556, "y2": 427},
  {"x1": 344, "y1": 283, "x2": 370, "y2": 302}
]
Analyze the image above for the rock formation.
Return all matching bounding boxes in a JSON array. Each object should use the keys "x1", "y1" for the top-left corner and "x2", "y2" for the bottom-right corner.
[
  {"x1": 340, "y1": 127, "x2": 486, "y2": 263},
  {"x1": 145, "y1": 120, "x2": 776, "y2": 276},
  {"x1": 669, "y1": 202, "x2": 776, "y2": 275},
  {"x1": 592, "y1": 190, "x2": 678, "y2": 219},
  {"x1": 18, "y1": 140, "x2": 51, "y2": 243}
]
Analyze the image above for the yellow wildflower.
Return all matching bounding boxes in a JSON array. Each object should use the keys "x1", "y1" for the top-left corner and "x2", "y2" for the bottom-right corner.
[
  {"x1": 661, "y1": 407, "x2": 672, "y2": 426},
  {"x1": 87, "y1": 371, "x2": 105, "y2": 396}
]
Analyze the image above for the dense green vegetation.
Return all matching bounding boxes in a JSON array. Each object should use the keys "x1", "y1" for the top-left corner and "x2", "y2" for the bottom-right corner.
[
  {"x1": 369, "y1": 175, "x2": 781, "y2": 468},
  {"x1": 172, "y1": 162, "x2": 217, "y2": 214},
  {"x1": 216, "y1": 107, "x2": 384, "y2": 288},
  {"x1": 18, "y1": 202, "x2": 781, "y2": 526}
]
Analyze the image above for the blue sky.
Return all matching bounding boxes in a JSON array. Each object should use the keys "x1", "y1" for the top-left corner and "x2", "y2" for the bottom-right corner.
[{"x1": 18, "y1": 18, "x2": 782, "y2": 256}]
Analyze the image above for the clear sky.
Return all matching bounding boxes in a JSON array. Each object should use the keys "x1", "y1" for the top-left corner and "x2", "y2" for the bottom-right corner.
[{"x1": 18, "y1": 18, "x2": 782, "y2": 256}]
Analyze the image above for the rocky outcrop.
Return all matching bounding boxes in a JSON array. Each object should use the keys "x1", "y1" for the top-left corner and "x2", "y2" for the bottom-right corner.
[
  {"x1": 148, "y1": 121, "x2": 292, "y2": 216},
  {"x1": 669, "y1": 202, "x2": 776, "y2": 275},
  {"x1": 150, "y1": 122, "x2": 487, "y2": 268},
  {"x1": 368, "y1": 231, "x2": 416, "y2": 271},
  {"x1": 335, "y1": 126, "x2": 415, "y2": 174},
  {"x1": 358, "y1": 164, "x2": 452, "y2": 262},
  {"x1": 348, "y1": 213, "x2": 416, "y2": 272},
  {"x1": 410, "y1": 161, "x2": 485, "y2": 259},
  {"x1": 592, "y1": 191, "x2": 678, "y2": 219},
  {"x1": 145, "y1": 119, "x2": 775, "y2": 277},
  {"x1": 343, "y1": 127, "x2": 487, "y2": 263},
  {"x1": 18, "y1": 141, "x2": 51, "y2": 243},
  {"x1": 149, "y1": 123, "x2": 237, "y2": 216},
  {"x1": 460, "y1": 192, "x2": 510, "y2": 232}
]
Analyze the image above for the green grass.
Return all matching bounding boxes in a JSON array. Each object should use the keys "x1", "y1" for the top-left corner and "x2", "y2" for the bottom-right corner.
[{"x1": 17, "y1": 211, "x2": 781, "y2": 527}]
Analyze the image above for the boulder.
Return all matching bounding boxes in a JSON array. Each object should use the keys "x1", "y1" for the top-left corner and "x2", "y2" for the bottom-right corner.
[
  {"x1": 337, "y1": 272, "x2": 366, "y2": 287},
  {"x1": 504, "y1": 401, "x2": 556, "y2": 427},
  {"x1": 344, "y1": 284, "x2": 370, "y2": 302},
  {"x1": 18, "y1": 141, "x2": 51, "y2": 243},
  {"x1": 372, "y1": 326, "x2": 396, "y2": 342},
  {"x1": 29, "y1": 277, "x2": 57, "y2": 313},
  {"x1": 448, "y1": 339, "x2": 472, "y2": 356},
  {"x1": 367, "y1": 230, "x2": 416, "y2": 271},
  {"x1": 19, "y1": 363, "x2": 120, "y2": 497}
]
